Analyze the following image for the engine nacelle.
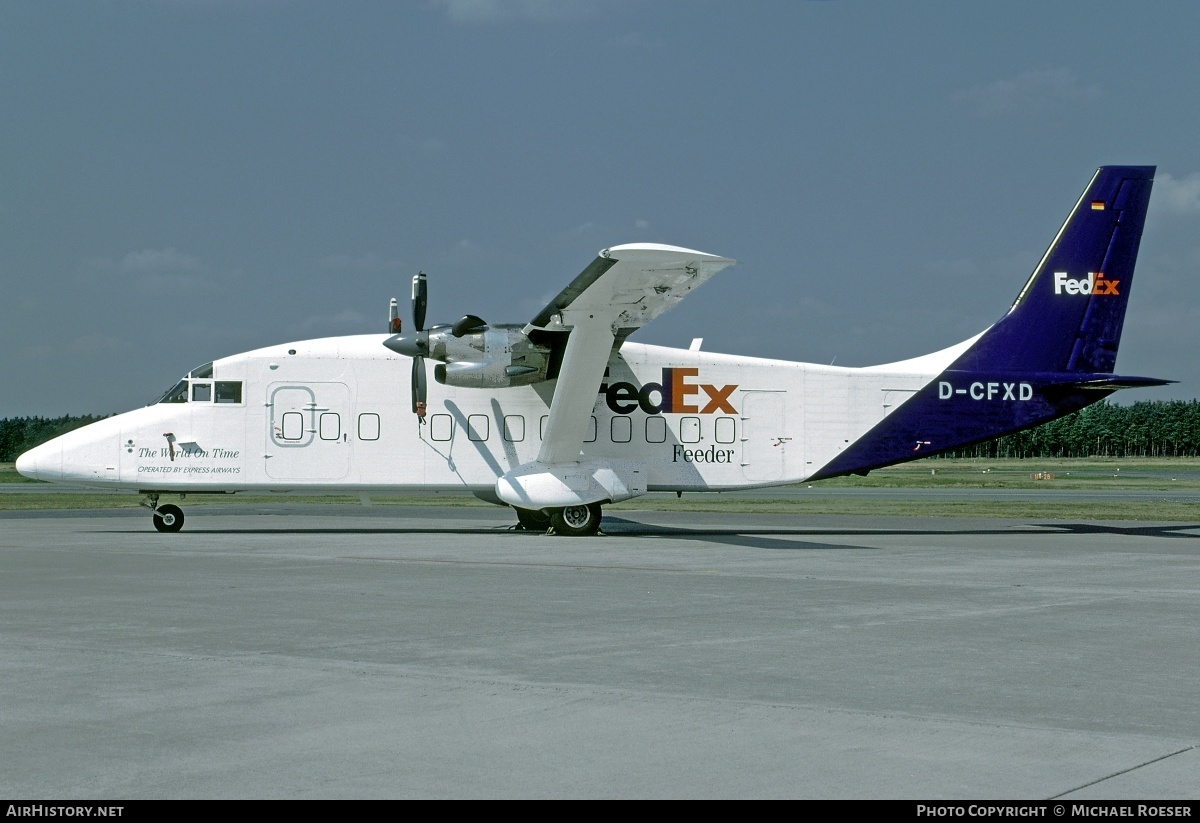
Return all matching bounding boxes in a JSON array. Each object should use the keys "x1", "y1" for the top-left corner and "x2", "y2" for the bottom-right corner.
[{"x1": 431, "y1": 326, "x2": 551, "y2": 388}]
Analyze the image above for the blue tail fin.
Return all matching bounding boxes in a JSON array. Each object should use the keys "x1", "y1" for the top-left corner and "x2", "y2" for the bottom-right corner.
[
  {"x1": 807, "y1": 166, "x2": 1168, "y2": 481},
  {"x1": 952, "y1": 165, "x2": 1154, "y2": 374}
]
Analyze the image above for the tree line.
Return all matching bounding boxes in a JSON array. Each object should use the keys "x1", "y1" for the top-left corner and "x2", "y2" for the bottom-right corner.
[
  {"x1": 5, "y1": 400, "x2": 1200, "y2": 464},
  {"x1": 0, "y1": 416, "x2": 111, "y2": 463},
  {"x1": 937, "y1": 400, "x2": 1200, "y2": 459}
]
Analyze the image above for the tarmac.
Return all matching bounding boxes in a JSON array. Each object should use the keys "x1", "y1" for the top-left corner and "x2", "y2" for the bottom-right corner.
[{"x1": 2, "y1": 503, "x2": 1198, "y2": 799}]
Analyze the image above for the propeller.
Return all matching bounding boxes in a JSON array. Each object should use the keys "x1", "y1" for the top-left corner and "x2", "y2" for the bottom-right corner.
[
  {"x1": 383, "y1": 272, "x2": 490, "y2": 421},
  {"x1": 410, "y1": 272, "x2": 428, "y2": 419}
]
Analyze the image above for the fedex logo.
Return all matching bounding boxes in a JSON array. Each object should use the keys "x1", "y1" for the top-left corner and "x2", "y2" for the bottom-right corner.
[
  {"x1": 601, "y1": 367, "x2": 738, "y2": 415},
  {"x1": 1053, "y1": 271, "x2": 1119, "y2": 296}
]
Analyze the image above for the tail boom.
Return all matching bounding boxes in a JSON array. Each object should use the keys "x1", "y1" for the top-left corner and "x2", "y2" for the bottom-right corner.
[{"x1": 808, "y1": 370, "x2": 1173, "y2": 480}]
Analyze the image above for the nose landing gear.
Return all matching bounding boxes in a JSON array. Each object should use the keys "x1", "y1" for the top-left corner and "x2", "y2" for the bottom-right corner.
[
  {"x1": 143, "y1": 493, "x2": 185, "y2": 533},
  {"x1": 153, "y1": 504, "x2": 185, "y2": 533}
]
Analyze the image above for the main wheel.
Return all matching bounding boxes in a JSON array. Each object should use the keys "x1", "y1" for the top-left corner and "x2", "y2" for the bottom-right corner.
[
  {"x1": 153, "y1": 504, "x2": 185, "y2": 533},
  {"x1": 550, "y1": 503, "x2": 602, "y2": 537},
  {"x1": 515, "y1": 507, "x2": 552, "y2": 531}
]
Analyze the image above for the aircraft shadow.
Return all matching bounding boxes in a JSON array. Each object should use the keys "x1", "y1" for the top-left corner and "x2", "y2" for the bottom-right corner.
[
  {"x1": 110, "y1": 519, "x2": 1200, "y2": 547},
  {"x1": 595, "y1": 517, "x2": 1200, "y2": 548}
]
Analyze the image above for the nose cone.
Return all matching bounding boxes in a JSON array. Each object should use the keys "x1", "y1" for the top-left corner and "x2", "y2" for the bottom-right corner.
[
  {"x1": 384, "y1": 333, "x2": 427, "y2": 358},
  {"x1": 15, "y1": 440, "x2": 62, "y2": 482}
]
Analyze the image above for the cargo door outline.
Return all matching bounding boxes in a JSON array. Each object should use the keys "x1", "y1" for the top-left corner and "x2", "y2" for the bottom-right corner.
[
  {"x1": 266, "y1": 383, "x2": 350, "y2": 480},
  {"x1": 740, "y1": 391, "x2": 787, "y2": 482}
]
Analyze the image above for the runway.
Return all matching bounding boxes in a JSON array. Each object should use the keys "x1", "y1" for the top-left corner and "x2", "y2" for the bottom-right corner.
[{"x1": 2, "y1": 505, "x2": 1198, "y2": 799}]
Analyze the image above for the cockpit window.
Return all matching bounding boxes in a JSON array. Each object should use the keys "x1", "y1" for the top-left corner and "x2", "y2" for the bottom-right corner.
[
  {"x1": 215, "y1": 381, "x2": 243, "y2": 404},
  {"x1": 191, "y1": 382, "x2": 212, "y2": 402},
  {"x1": 156, "y1": 380, "x2": 189, "y2": 404},
  {"x1": 190, "y1": 362, "x2": 214, "y2": 379}
]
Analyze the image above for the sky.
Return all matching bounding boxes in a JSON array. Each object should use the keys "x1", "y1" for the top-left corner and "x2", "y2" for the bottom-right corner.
[{"x1": 3, "y1": 0, "x2": 1200, "y2": 417}]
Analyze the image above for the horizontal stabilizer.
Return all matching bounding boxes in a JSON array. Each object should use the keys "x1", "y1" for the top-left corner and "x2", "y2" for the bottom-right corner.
[{"x1": 1055, "y1": 375, "x2": 1175, "y2": 391}]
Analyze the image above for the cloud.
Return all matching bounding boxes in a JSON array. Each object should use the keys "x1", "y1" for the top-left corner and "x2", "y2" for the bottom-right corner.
[
  {"x1": 567, "y1": 221, "x2": 600, "y2": 237},
  {"x1": 119, "y1": 247, "x2": 204, "y2": 274},
  {"x1": 82, "y1": 247, "x2": 213, "y2": 290},
  {"x1": 434, "y1": 0, "x2": 596, "y2": 23},
  {"x1": 1153, "y1": 172, "x2": 1200, "y2": 216},
  {"x1": 953, "y1": 69, "x2": 1101, "y2": 118}
]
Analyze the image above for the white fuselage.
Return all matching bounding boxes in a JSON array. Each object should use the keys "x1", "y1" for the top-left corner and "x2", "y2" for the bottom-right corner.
[{"x1": 18, "y1": 333, "x2": 977, "y2": 496}]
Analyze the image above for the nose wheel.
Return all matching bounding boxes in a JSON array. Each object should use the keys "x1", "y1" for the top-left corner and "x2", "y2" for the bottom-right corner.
[{"x1": 152, "y1": 502, "x2": 185, "y2": 533}]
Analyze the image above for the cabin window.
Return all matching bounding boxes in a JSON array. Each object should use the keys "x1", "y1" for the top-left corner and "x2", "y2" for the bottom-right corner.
[
  {"x1": 715, "y1": 417, "x2": 737, "y2": 444},
  {"x1": 611, "y1": 416, "x2": 632, "y2": 443},
  {"x1": 467, "y1": 414, "x2": 489, "y2": 442},
  {"x1": 503, "y1": 415, "x2": 525, "y2": 442},
  {"x1": 320, "y1": 413, "x2": 341, "y2": 441},
  {"x1": 680, "y1": 417, "x2": 701, "y2": 443},
  {"x1": 539, "y1": 415, "x2": 596, "y2": 442},
  {"x1": 215, "y1": 381, "x2": 242, "y2": 404},
  {"x1": 358, "y1": 413, "x2": 380, "y2": 441},
  {"x1": 430, "y1": 414, "x2": 454, "y2": 442},
  {"x1": 281, "y1": 411, "x2": 304, "y2": 441},
  {"x1": 156, "y1": 380, "x2": 189, "y2": 404},
  {"x1": 645, "y1": 416, "x2": 667, "y2": 444},
  {"x1": 191, "y1": 382, "x2": 212, "y2": 403}
]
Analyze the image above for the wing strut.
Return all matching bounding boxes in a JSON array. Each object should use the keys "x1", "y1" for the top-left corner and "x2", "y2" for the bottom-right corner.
[
  {"x1": 537, "y1": 313, "x2": 614, "y2": 465},
  {"x1": 496, "y1": 243, "x2": 735, "y2": 512}
]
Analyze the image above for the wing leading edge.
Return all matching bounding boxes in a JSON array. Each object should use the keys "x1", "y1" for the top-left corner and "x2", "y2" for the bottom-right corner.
[
  {"x1": 530, "y1": 243, "x2": 734, "y2": 465},
  {"x1": 525, "y1": 243, "x2": 735, "y2": 343}
]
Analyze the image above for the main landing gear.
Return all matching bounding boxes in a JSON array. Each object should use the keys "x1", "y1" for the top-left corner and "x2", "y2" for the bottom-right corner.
[
  {"x1": 143, "y1": 494, "x2": 185, "y2": 533},
  {"x1": 514, "y1": 503, "x2": 603, "y2": 537}
]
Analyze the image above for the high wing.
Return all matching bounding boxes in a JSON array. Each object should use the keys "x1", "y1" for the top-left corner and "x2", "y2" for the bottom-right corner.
[
  {"x1": 524, "y1": 243, "x2": 735, "y2": 344},
  {"x1": 496, "y1": 244, "x2": 734, "y2": 512},
  {"x1": 529, "y1": 243, "x2": 734, "y2": 466}
]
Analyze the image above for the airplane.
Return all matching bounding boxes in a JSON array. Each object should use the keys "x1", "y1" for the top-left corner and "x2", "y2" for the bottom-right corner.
[{"x1": 16, "y1": 165, "x2": 1171, "y2": 535}]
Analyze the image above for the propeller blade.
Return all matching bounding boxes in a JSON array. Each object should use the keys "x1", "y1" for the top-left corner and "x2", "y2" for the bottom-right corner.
[
  {"x1": 451, "y1": 314, "x2": 488, "y2": 338},
  {"x1": 412, "y1": 272, "x2": 428, "y2": 332},
  {"x1": 411, "y1": 355, "x2": 427, "y2": 418},
  {"x1": 388, "y1": 298, "x2": 401, "y2": 333}
]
